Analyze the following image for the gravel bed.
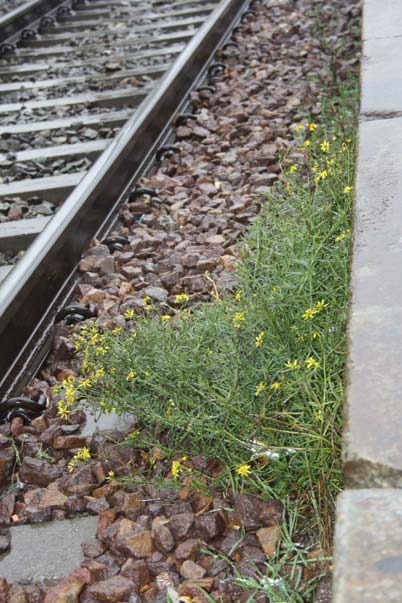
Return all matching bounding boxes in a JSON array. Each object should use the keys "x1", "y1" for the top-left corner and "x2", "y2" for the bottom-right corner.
[{"x1": 0, "y1": 0, "x2": 360, "y2": 601}]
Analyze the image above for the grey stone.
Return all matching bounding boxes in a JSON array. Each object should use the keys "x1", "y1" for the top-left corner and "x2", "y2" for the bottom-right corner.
[
  {"x1": 344, "y1": 117, "x2": 402, "y2": 486},
  {"x1": 0, "y1": 515, "x2": 97, "y2": 583},
  {"x1": 334, "y1": 490, "x2": 402, "y2": 603}
]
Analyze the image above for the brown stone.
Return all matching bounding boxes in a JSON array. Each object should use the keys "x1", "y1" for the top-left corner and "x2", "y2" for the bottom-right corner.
[
  {"x1": 0, "y1": 528, "x2": 10, "y2": 553},
  {"x1": 0, "y1": 492, "x2": 15, "y2": 526},
  {"x1": 0, "y1": 447, "x2": 15, "y2": 483},
  {"x1": 19, "y1": 457, "x2": 62, "y2": 487},
  {"x1": 81, "y1": 538, "x2": 106, "y2": 559},
  {"x1": 120, "y1": 558, "x2": 150, "y2": 589},
  {"x1": 116, "y1": 530, "x2": 154, "y2": 559},
  {"x1": 52, "y1": 435, "x2": 87, "y2": 449},
  {"x1": 0, "y1": 579, "x2": 8, "y2": 603},
  {"x1": 256, "y1": 526, "x2": 281, "y2": 556},
  {"x1": 87, "y1": 575, "x2": 135, "y2": 602},
  {"x1": 178, "y1": 578, "x2": 214, "y2": 598},
  {"x1": 169, "y1": 511, "x2": 194, "y2": 540},
  {"x1": 59, "y1": 464, "x2": 97, "y2": 496},
  {"x1": 7, "y1": 585, "x2": 27, "y2": 603},
  {"x1": 175, "y1": 539, "x2": 200, "y2": 561},
  {"x1": 97, "y1": 509, "x2": 117, "y2": 540},
  {"x1": 180, "y1": 560, "x2": 207, "y2": 580},
  {"x1": 43, "y1": 568, "x2": 91, "y2": 603},
  {"x1": 38, "y1": 482, "x2": 68, "y2": 509},
  {"x1": 152, "y1": 518, "x2": 175, "y2": 553},
  {"x1": 234, "y1": 494, "x2": 283, "y2": 530},
  {"x1": 195, "y1": 512, "x2": 226, "y2": 541}
]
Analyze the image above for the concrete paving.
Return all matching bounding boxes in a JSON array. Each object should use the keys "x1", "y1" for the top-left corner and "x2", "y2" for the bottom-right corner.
[
  {"x1": 334, "y1": 490, "x2": 402, "y2": 603},
  {"x1": 0, "y1": 515, "x2": 97, "y2": 584},
  {"x1": 344, "y1": 116, "x2": 402, "y2": 487}
]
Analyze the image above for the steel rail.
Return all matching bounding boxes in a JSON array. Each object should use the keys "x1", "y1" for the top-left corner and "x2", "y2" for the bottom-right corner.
[
  {"x1": 0, "y1": 0, "x2": 64, "y2": 42},
  {"x1": 0, "y1": 0, "x2": 248, "y2": 400}
]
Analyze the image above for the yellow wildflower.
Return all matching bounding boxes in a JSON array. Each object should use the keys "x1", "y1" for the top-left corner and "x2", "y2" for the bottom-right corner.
[
  {"x1": 58, "y1": 402, "x2": 70, "y2": 420},
  {"x1": 320, "y1": 140, "x2": 330, "y2": 152},
  {"x1": 126, "y1": 369, "x2": 137, "y2": 381},
  {"x1": 106, "y1": 470, "x2": 115, "y2": 482},
  {"x1": 313, "y1": 299, "x2": 328, "y2": 312},
  {"x1": 308, "y1": 123, "x2": 317, "y2": 132},
  {"x1": 172, "y1": 460, "x2": 183, "y2": 478},
  {"x1": 235, "y1": 289, "x2": 243, "y2": 301},
  {"x1": 285, "y1": 360, "x2": 299, "y2": 369},
  {"x1": 312, "y1": 330, "x2": 319, "y2": 339},
  {"x1": 255, "y1": 331, "x2": 265, "y2": 347},
  {"x1": 124, "y1": 308, "x2": 135, "y2": 319},
  {"x1": 75, "y1": 447, "x2": 91, "y2": 461},
  {"x1": 343, "y1": 185, "x2": 352, "y2": 193},
  {"x1": 161, "y1": 315, "x2": 172, "y2": 321},
  {"x1": 294, "y1": 124, "x2": 304, "y2": 132},
  {"x1": 303, "y1": 140, "x2": 311, "y2": 148},
  {"x1": 270, "y1": 381, "x2": 281, "y2": 391},
  {"x1": 111, "y1": 327, "x2": 122, "y2": 335},
  {"x1": 233, "y1": 312, "x2": 246, "y2": 328},
  {"x1": 306, "y1": 357, "x2": 319, "y2": 369},
  {"x1": 302, "y1": 308, "x2": 316, "y2": 320},
  {"x1": 335, "y1": 229, "x2": 350, "y2": 242},
  {"x1": 319, "y1": 170, "x2": 328, "y2": 180},
  {"x1": 255, "y1": 382, "x2": 266, "y2": 396},
  {"x1": 68, "y1": 459, "x2": 77, "y2": 473},
  {"x1": 288, "y1": 165, "x2": 297, "y2": 173},
  {"x1": 175, "y1": 293, "x2": 190, "y2": 304},
  {"x1": 236, "y1": 463, "x2": 252, "y2": 477}
]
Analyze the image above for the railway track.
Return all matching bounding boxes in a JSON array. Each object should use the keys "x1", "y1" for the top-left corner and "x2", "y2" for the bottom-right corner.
[
  {"x1": 0, "y1": 0, "x2": 221, "y2": 274},
  {"x1": 0, "y1": 0, "x2": 254, "y2": 401}
]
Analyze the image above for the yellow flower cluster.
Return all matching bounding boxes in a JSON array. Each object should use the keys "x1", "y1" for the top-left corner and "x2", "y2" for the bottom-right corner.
[
  {"x1": 175, "y1": 293, "x2": 190, "y2": 304},
  {"x1": 302, "y1": 299, "x2": 328, "y2": 320},
  {"x1": 233, "y1": 312, "x2": 246, "y2": 328},
  {"x1": 255, "y1": 331, "x2": 265, "y2": 347},
  {"x1": 68, "y1": 447, "x2": 91, "y2": 473}
]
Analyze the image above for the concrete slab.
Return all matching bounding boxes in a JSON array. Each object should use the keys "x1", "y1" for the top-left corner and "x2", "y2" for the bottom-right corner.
[
  {"x1": 361, "y1": 36, "x2": 402, "y2": 116},
  {"x1": 344, "y1": 116, "x2": 402, "y2": 486},
  {"x1": 0, "y1": 515, "x2": 97, "y2": 584},
  {"x1": 334, "y1": 490, "x2": 402, "y2": 603},
  {"x1": 363, "y1": 0, "x2": 402, "y2": 40},
  {"x1": 80, "y1": 409, "x2": 134, "y2": 437}
]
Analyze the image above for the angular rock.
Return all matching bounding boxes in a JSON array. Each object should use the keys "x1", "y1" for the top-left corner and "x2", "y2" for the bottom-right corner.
[
  {"x1": 234, "y1": 494, "x2": 283, "y2": 530},
  {"x1": 0, "y1": 528, "x2": 10, "y2": 553},
  {"x1": 256, "y1": 526, "x2": 281, "y2": 556},
  {"x1": 44, "y1": 568, "x2": 91, "y2": 603},
  {"x1": 59, "y1": 464, "x2": 97, "y2": 496},
  {"x1": 19, "y1": 457, "x2": 62, "y2": 487},
  {"x1": 169, "y1": 511, "x2": 194, "y2": 540},
  {"x1": 120, "y1": 558, "x2": 150, "y2": 589},
  {"x1": 152, "y1": 518, "x2": 175, "y2": 553},
  {"x1": 0, "y1": 492, "x2": 15, "y2": 526},
  {"x1": 180, "y1": 560, "x2": 207, "y2": 580},
  {"x1": 195, "y1": 512, "x2": 226, "y2": 541},
  {"x1": 87, "y1": 575, "x2": 135, "y2": 602},
  {"x1": 175, "y1": 539, "x2": 200, "y2": 561}
]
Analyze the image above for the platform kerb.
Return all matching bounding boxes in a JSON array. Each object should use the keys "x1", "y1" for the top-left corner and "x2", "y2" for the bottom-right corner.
[
  {"x1": 343, "y1": 116, "x2": 402, "y2": 487},
  {"x1": 361, "y1": 0, "x2": 402, "y2": 116},
  {"x1": 334, "y1": 490, "x2": 402, "y2": 603}
]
